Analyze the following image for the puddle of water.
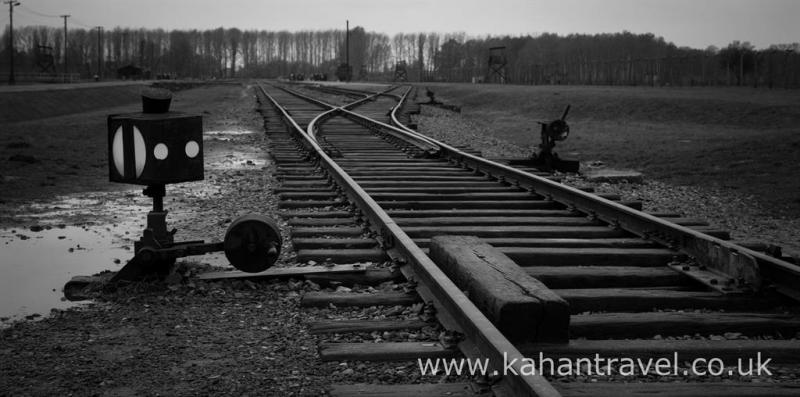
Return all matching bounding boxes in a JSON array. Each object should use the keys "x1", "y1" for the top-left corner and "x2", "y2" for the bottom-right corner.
[
  {"x1": 21, "y1": 192, "x2": 150, "y2": 224},
  {"x1": 0, "y1": 225, "x2": 135, "y2": 327},
  {"x1": 0, "y1": 177, "x2": 245, "y2": 327}
]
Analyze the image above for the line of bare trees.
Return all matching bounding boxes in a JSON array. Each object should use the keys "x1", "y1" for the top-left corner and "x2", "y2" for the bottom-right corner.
[{"x1": 1, "y1": 26, "x2": 798, "y2": 87}]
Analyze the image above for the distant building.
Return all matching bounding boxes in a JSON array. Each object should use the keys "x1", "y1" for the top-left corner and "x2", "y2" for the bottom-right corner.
[{"x1": 117, "y1": 64, "x2": 143, "y2": 80}]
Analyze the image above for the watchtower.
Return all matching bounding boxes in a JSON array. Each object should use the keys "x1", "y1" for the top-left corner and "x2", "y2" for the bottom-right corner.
[
  {"x1": 487, "y1": 46, "x2": 508, "y2": 84},
  {"x1": 394, "y1": 61, "x2": 408, "y2": 82},
  {"x1": 36, "y1": 45, "x2": 56, "y2": 74}
]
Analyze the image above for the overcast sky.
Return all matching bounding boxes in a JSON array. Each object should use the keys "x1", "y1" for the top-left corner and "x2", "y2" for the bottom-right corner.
[{"x1": 7, "y1": 0, "x2": 799, "y2": 49}]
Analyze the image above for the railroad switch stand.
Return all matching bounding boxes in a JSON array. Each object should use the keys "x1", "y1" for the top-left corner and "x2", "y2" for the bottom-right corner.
[
  {"x1": 424, "y1": 87, "x2": 440, "y2": 105},
  {"x1": 112, "y1": 183, "x2": 282, "y2": 282},
  {"x1": 510, "y1": 105, "x2": 580, "y2": 173},
  {"x1": 102, "y1": 89, "x2": 281, "y2": 283}
]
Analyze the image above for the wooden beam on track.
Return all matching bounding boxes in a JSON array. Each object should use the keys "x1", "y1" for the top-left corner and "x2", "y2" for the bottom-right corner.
[{"x1": 429, "y1": 235, "x2": 570, "y2": 343}]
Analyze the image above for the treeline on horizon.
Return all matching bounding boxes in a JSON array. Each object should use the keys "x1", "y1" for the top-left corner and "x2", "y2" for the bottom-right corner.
[{"x1": 1, "y1": 26, "x2": 799, "y2": 87}]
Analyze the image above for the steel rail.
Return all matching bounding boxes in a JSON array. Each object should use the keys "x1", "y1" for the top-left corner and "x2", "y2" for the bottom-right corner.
[
  {"x1": 274, "y1": 83, "x2": 377, "y2": 110},
  {"x1": 309, "y1": 82, "x2": 404, "y2": 99},
  {"x1": 256, "y1": 82, "x2": 560, "y2": 397},
  {"x1": 307, "y1": 83, "x2": 402, "y2": 100},
  {"x1": 388, "y1": 85, "x2": 800, "y2": 301},
  {"x1": 275, "y1": 84, "x2": 440, "y2": 155},
  {"x1": 389, "y1": 85, "x2": 416, "y2": 132},
  {"x1": 309, "y1": 84, "x2": 370, "y2": 100}
]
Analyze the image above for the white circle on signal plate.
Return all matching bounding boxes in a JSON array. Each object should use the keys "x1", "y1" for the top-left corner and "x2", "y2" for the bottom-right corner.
[
  {"x1": 133, "y1": 126, "x2": 146, "y2": 177},
  {"x1": 184, "y1": 140, "x2": 199, "y2": 158},
  {"x1": 153, "y1": 143, "x2": 169, "y2": 160},
  {"x1": 112, "y1": 126, "x2": 125, "y2": 176}
]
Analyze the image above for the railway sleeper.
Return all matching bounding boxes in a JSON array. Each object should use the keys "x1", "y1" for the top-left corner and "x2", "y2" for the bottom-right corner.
[
  {"x1": 412, "y1": 237, "x2": 660, "y2": 249},
  {"x1": 291, "y1": 238, "x2": 379, "y2": 250},
  {"x1": 558, "y1": 288, "x2": 780, "y2": 313},
  {"x1": 377, "y1": 200, "x2": 564, "y2": 210},
  {"x1": 288, "y1": 217, "x2": 356, "y2": 226},
  {"x1": 295, "y1": 248, "x2": 388, "y2": 263},
  {"x1": 329, "y1": 382, "x2": 800, "y2": 397},
  {"x1": 555, "y1": 382, "x2": 800, "y2": 397},
  {"x1": 277, "y1": 175, "x2": 327, "y2": 181},
  {"x1": 390, "y1": 209, "x2": 579, "y2": 217},
  {"x1": 301, "y1": 291, "x2": 422, "y2": 308},
  {"x1": 402, "y1": 225, "x2": 629, "y2": 238},
  {"x1": 281, "y1": 210, "x2": 353, "y2": 218},
  {"x1": 396, "y1": 216, "x2": 603, "y2": 227},
  {"x1": 503, "y1": 246, "x2": 679, "y2": 267},
  {"x1": 571, "y1": 311, "x2": 800, "y2": 339},
  {"x1": 318, "y1": 341, "x2": 459, "y2": 362},
  {"x1": 290, "y1": 226, "x2": 366, "y2": 238},
  {"x1": 319, "y1": 339, "x2": 800, "y2": 366},
  {"x1": 363, "y1": 186, "x2": 527, "y2": 194},
  {"x1": 197, "y1": 265, "x2": 400, "y2": 289},
  {"x1": 308, "y1": 319, "x2": 430, "y2": 334},
  {"x1": 273, "y1": 186, "x2": 334, "y2": 193},
  {"x1": 278, "y1": 200, "x2": 344, "y2": 209},
  {"x1": 525, "y1": 265, "x2": 686, "y2": 289},
  {"x1": 279, "y1": 191, "x2": 341, "y2": 200},
  {"x1": 520, "y1": 339, "x2": 800, "y2": 364}
]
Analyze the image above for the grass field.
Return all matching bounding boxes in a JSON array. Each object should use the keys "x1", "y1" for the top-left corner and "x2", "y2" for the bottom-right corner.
[{"x1": 424, "y1": 83, "x2": 800, "y2": 217}]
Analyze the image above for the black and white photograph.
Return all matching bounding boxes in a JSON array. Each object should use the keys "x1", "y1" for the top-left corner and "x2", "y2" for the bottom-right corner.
[{"x1": 1, "y1": 0, "x2": 799, "y2": 395}]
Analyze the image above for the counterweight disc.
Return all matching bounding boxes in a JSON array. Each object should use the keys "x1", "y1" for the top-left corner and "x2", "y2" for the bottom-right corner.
[{"x1": 223, "y1": 214, "x2": 281, "y2": 272}]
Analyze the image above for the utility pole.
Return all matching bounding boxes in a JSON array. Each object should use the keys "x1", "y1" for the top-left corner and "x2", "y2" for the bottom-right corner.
[
  {"x1": 96, "y1": 26, "x2": 103, "y2": 80},
  {"x1": 345, "y1": 20, "x2": 350, "y2": 81},
  {"x1": 61, "y1": 14, "x2": 70, "y2": 79},
  {"x1": 5, "y1": 0, "x2": 20, "y2": 85}
]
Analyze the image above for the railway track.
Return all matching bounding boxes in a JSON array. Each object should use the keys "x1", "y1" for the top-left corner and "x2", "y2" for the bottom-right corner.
[{"x1": 251, "y1": 81, "x2": 800, "y2": 396}]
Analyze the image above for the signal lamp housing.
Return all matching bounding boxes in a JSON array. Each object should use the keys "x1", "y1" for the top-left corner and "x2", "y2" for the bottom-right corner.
[{"x1": 107, "y1": 112, "x2": 203, "y2": 185}]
